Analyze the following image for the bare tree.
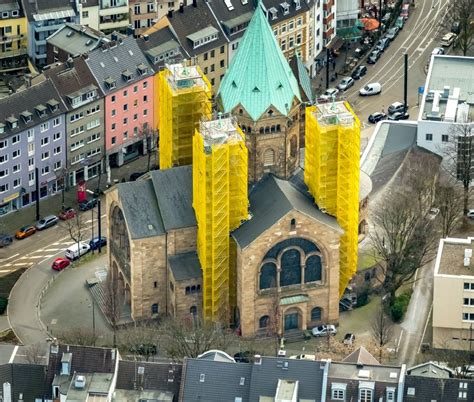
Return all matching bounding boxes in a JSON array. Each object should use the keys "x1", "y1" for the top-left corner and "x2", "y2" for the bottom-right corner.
[
  {"x1": 159, "y1": 317, "x2": 236, "y2": 361},
  {"x1": 138, "y1": 124, "x2": 159, "y2": 172},
  {"x1": 443, "y1": 123, "x2": 473, "y2": 215},
  {"x1": 370, "y1": 192, "x2": 437, "y2": 303},
  {"x1": 435, "y1": 179, "x2": 464, "y2": 237},
  {"x1": 442, "y1": 0, "x2": 474, "y2": 56},
  {"x1": 118, "y1": 323, "x2": 159, "y2": 361},
  {"x1": 57, "y1": 327, "x2": 100, "y2": 346},
  {"x1": 103, "y1": 271, "x2": 123, "y2": 348},
  {"x1": 23, "y1": 343, "x2": 46, "y2": 364},
  {"x1": 64, "y1": 212, "x2": 88, "y2": 257},
  {"x1": 371, "y1": 307, "x2": 393, "y2": 363},
  {"x1": 265, "y1": 284, "x2": 282, "y2": 355}
]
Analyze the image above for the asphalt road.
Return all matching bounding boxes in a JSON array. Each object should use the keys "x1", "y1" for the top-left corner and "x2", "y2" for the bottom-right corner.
[{"x1": 338, "y1": 0, "x2": 451, "y2": 125}]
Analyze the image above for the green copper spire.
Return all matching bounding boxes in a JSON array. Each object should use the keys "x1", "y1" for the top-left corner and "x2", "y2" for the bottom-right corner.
[{"x1": 218, "y1": 5, "x2": 301, "y2": 121}]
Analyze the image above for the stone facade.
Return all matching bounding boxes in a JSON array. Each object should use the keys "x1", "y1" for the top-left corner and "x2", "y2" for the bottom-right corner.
[
  {"x1": 234, "y1": 100, "x2": 301, "y2": 183},
  {"x1": 235, "y1": 210, "x2": 341, "y2": 337},
  {"x1": 168, "y1": 271, "x2": 202, "y2": 321}
]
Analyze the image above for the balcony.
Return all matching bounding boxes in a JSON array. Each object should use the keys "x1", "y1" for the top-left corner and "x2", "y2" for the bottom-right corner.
[
  {"x1": 0, "y1": 48, "x2": 27, "y2": 60},
  {"x1": 99, "y1": 5, "x2": 128, "y2": 16}
]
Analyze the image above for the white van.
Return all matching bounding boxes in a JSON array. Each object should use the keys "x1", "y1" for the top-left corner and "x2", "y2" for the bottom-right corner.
[
  {"x1": 359, "y1": 83, "x2": 382, "y2": 96},
  {"x1": 65, "y1": 242, "x2": 91, "y2": 260},
  {"x1": 441, "y1": 32, "x2": 457, "y2": 47}
]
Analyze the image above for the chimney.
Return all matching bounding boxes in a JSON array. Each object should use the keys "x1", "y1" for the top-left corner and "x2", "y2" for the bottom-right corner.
[
  {"x1": 127, "y1": 24, "x2": 135, "y2": 37},
  {"x1": 254, "y1": 355, "x2": 262, "y2": 365},
  {"x1": 111, "y1": 32, "x2": 118, "y2": 41},
  {"x1": 192, "y1": 0, "x2": 197, "y2": 7},
  {"x1": 179, "y1": 2, "x2": 184, "y2": 12},
  {"x1": 82, "y1": 52, "x2": 89, "y2": 60},
  {"x1": 168, "y1": 9, "x2": 173, "y2": 17},
  {"x1": 143, "y1": 34, "x2": 149, "y2": 42},
  {"x1": 66, "y1": 56, "x2": 73, "y2": 68}
]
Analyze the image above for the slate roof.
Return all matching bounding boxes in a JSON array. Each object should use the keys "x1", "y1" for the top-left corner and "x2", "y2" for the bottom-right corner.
[
  {"x1": 84, "y1": 36, "x2": 154, "y2": 95},
  {"x1": 165, "y1": 0, "x2": 228, "y2": 57},
  {"x1": 0, "y1": 363, "x2": 48, "y2": 400},
  {"x1": 117, "y1": 180, "x2": 165, "y2": 239},
  {"x1": 115, "y1": 360, "x2": 182, "y2": 397},
  {"x1": 232, "y1": 174, "x2": 341, "y2": 249},
  {"x1": 289, "y1": 54, "x2": 313, "y2": 102},
  {"x1": 168, "y1": 252, "x2": 201, "y2": 281},
  {"x1": 262, "y1": 0, "x2": 312, "y2": 25},
  {"x1": 404, "y1": 375, "x2": 474, "y2": 401},
  {"x1": 206, "y1": 0, "x2": 254, "y2": 40},
  {"x1": 407, "y1": 361, "x2": 452, "y2": 379},
  {"x1": 342, "y1": 346, "x2": 380, "y2": 365},
  {"x1": 43, "y1": 57, "x2": 104, "y2": 111},
  {"x1": 0, "y1": 79, "x2": 66, "y2": 138},
  {"x1": 137, "y1": 26, "x2": 185, "y2": 71},
  {"x1": 46, "y1": 23, "x2": 106, "y2": 57},
  {"x1": 150, "y1": 166, "x2": 196, "y2": 231},
  {"x1": 218, "y1": 5, "x2": 301, "y2": 121},
  {"x1": 45, "y1": 344, "x2": 117, "y2": 397}
]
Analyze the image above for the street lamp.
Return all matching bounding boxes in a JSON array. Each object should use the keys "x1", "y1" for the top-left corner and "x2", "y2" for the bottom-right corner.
[
  {"x1": 89, "y1": 299, "x2": 96, "y2": 346},
  {"x1": 86, "y1": 190, "x2": 102, "y2": 254}
]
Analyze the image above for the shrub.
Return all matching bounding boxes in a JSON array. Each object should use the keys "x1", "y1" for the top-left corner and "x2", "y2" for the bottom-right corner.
[
  {"x1": 356, "y1": 285, "x2": 370, "y2": 308},
  {"x1": 390, "y1": 292, "x2": 411, "y2": 322},
  {"x1": 0, "y1": 297, "x2": 8, "y2": 315}
]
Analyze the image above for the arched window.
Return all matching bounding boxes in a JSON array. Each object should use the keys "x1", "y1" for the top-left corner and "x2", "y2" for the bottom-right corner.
[
  {"x1": 190, "y1": 306, "x2": 197, "y2": 316},
  {"x1": 305, "y1": 255, "x2": 322, "y2": 283},
  {"x1": 191, "y1": 285, "x2": 196, "y2": 293},
  {"x1": 259, "y1": 127, "x2": 264, "y2": 134},
  {"x1": 185, "y1": 286, "x2": 191, "y2": 295},
  {"x1": 290, "y1": 218, "x2": 296, "y2": 231},
  {"x1": 290, "y1": 136, "x2": 297, "y2": 157},
  {"x1": 197, "y1": 284, "x2": 201, "y2": 292},
  {"x1": 268, "y1": 109, "x2": 274, "y2": 117},
  {"x1": 239, "y1": 108, "x2": 243, "y2": 115},
  {"x1": 276, "y1": 124, "x2": 281, "y2": 131},
  {"x1": 263, "y1": 148, "x2": 275, "y2": 166},
  {"x1": 152, "y1": 303, "x2": 159, "y2": 314},
  {"x1": 280, "y1": 249, "x2": 301, "y2": 286},
  {"x1": 259, "y1": 315, "x2": 270, "y2": 328},
  {"x1": 311, "y1": 307, "x2": 321, "y2": 321},
  {"x1": 260, "y1": 262, "x2": 277, "y2": 289}
]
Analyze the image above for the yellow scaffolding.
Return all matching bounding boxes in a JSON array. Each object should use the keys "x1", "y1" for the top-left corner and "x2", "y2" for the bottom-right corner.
[
  {"x1": 193, "y1": 115, "x2": 248, "y2": 322},
  {"x1": 158, "y1": 62, "x2": 212, "y2": 169},
  {"x1": 304, "y1": 102, "x2": 360, "y2": 296}
]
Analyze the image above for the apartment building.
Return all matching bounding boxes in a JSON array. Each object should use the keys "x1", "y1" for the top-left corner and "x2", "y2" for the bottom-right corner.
[
  {"x1": 433, "y1": 237, "x2": 474, "y2": 351},
  {"x1": 322, "y1": 0, "x2": 336, "y2": 46},
  {"x1": 0, "y1": 0, "x2": 28, "y2": 73},
  {"x1": 98, "y1": 0, "x2": 129, "y2": 33},
  {"x1": 84, "y1": 37, "x2": 154, "y2": 169},
  {"x1": 22, "y1": 0, "x2": 78, "y2": 68},
  {"x1": 130, "y1": 0, "x2": 158, "y2": 36},
  {"x1": 44, "y1": 58, "x2": 106, "y2": 187},
  {"x1": 0, "y1": 79, "x2": 66, "y2": 215},
  {"x1": 76, "y1": 0, "x2": 100, "y2": 29}
]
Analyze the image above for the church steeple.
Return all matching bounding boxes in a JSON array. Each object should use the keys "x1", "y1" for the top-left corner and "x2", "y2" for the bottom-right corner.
[{"x1": 218, "y1": 5, "x2": 301, "y2": 121}]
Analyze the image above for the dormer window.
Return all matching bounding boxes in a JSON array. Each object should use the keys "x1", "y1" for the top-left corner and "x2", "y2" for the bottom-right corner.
[
  {"x1": 47, "y1": 99, "x2": 60, "y2": 112},
  {"x1": 293, "y1": 0, "x2": 300, "y2": 10},
  {"x1": 269, "y1": 7, "x2": 278, "y2": 20},
  {"x1": 331, "y1": 383, "x2": 347, "y2": 400},
  {"x1": 20, "y1": 111, "x2": 32, "y2": 123},
  {"x1": 187, "y1": 26, "x2": 219, "y2": 49},
  {"x1": 359, "y1": 382, "x2": 375, "y2": 402},
  {"x1": 252, "y1": 86, "x2": 260, "y2": 93},
  {"x1": 35, "y1": 104, "x2": 47, "y2": 118},
  {"x1": 0, "y1": 123, "x2": 5, "y2": 134},
  {"x1": 280, "y1": 2, "x2": 290, "y2": 14},
  {"x1": 104, "y1": 77, "x2": 116, "y2": 89},
  {"x1": 137, "y1": 63, "x2": 148, "y2": 76},
  {"x1": 6, "y1": 116, "x2": 18, "y2": 128},
  {"x1": 122, "y1": 69, "x2": 133, "y2": 82}
]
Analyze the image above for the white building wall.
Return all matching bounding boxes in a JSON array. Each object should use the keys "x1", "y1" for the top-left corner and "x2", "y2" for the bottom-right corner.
[
  {"x1": 416, "y1": 119, "x2": 453, "y2": 158},
  {"x1": 77, "y1": 3, "x2": 100, "y2": 30}
]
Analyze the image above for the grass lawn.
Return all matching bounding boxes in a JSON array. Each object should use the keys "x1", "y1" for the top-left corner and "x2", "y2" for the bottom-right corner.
[
  {"x1": 0, "y1": 268, "x2": 27, "y2": 299},
  {"x1": 338, "y1": 296, "x2": 381, "y2": 339},
  {"x1": 358, "y1": 249, "x2": 381, "y2": 272}
]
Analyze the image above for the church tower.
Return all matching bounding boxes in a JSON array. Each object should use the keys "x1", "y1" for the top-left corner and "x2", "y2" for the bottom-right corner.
[{"x1": 218, "y1": 5, "x2": 302, "y2": 184}]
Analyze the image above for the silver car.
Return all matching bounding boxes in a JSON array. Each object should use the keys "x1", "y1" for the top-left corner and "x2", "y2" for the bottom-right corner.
[
  {"x1": 36, "y1": 215, "x2": 59, "y2": 230},
  {"x1": 337, "y1": 77, "x2": 354, "y2": 91}
]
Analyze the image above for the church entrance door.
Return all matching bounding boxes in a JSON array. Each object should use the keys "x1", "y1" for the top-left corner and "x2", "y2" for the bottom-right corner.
[{"x1": 284, "y1": 312, "x2": 299, "y2": 331}]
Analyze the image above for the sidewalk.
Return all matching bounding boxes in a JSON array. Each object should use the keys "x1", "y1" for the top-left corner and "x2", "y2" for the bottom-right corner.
[{"x1": 0, "y1": 155, "x2": 153, "y2": 234}]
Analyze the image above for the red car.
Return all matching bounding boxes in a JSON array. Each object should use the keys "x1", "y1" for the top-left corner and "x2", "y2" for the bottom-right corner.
[
  {"x1": 52, "y1": 257, "x2": 70, "y2": 271},
  {"x1": 58, "y1": 207, "x2": 77, "y2": 220}
]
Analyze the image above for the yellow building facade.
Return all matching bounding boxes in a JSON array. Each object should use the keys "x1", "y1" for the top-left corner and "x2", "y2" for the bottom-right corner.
[
  {"x1": 193, "y1": 115, "x2": 248, "y2": 322},
  {"x1": 304, "y1": 101, "x2": 360, "y2": 295},
  {"x1": 158, "y1": 62, "x2": 212, "y2": 169},
  {"x1": 0, "y1": 2, "x2": 27, "y2": 73}
]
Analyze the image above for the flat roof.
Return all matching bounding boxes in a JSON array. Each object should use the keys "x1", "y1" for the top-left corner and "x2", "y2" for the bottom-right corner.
[
  {"x1": 421, "y1": 56, "x2": 474, "y2": 123},
  {"x1": 437, "y1": 237, "x2": 474, "y2": 276}
]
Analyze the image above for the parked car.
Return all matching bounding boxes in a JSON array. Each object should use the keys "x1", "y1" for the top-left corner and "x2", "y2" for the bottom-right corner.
[
  {"x1": 431, "y1": 47, "x2": 445, "y2": 55},
  {"x1": 388, "y1": 111, "x2": 410, "y2": 120},
  {"x1": 359, "y1": 83, "x2": 382, "y2": 96},
  {"x1": 312, "y1": 324, "x2": 337, "y2": 337},
  {"x1": 89, "y1": 236, "x2": 107, "y2": 250},
  {"x1": 320, "y1": 87, "x2": 339, "y2": 100},
  {"x1": 58, "y1": 207, "x2": 77, "y2": 220},
  {"x1": 451, "y1": 21, "x2": 460, "y2": 35},
  {"x1": 36, "y1": 215, "x2": 59, "y2": 230},
  {"x1": 395, "y1": 16, "x2": 405, "y2": 29},
  {"x1": 368, "y1": 112, "x2": 387, "y2": 123},
  {"x1": 343, "y1": 333, "x2": 356, "y2": 345},
  {"x1": 381, "y1": 12, "x2": 391, "y2": 24},
  {"x1": 441, "y1": 32, "x2": 457, "y2": 47},
  {"x1": 15, "y1": 225, "x2": 36, "y2": 240},
  {"x1": 65, "y1": 242, "x2": 91, "y2": 260},
  {"x1": 386, "y1": 26, "x2": 399, "y2": 40},
  {"x1": 428, "y1": 207, "x2": 440, "y2": 220},
  {"x1": 467, "y1": 210, "x2": 474, "y2": 219},
  {"x1": 376, "y1": 37, "x2": 390, "y2": 52},
  {"x1": 0, "y1": 234, "x2": 13, "y2": 248},
  {"x1": 234, "y1": 351, "x2": 252, "y2": 363},
  {"x1": 388, "y1": 101, "x2": 407, "y2": 114},
  {"x1": 79, "y1": 198, "x2": 98, "y2": 211},
  {"x1": 367, "y1": 49, "x2": 382, "y2": 64},
  {"x1": 129, "y1": 172, "x2": 145, "y2": 181},
  {"x1": 337, "y1": 76, "x2": 354, "y2": 91},
  {"x1": 52, "y1": 257, "x2": 71, "y2": 271},
  {"x1": 351, "y1": 65, "x2": 367, "y2": 80},
  {"x1": 401, "y1": 4, "x2": 409, "y2": 19}
]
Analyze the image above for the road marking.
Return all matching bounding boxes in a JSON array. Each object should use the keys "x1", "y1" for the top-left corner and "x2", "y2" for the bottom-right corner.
[
  {"x1": 12, "y1": 263, "x2": 31, "y2": 267},
  {"x1": 0, "y1": 269, "x2": 13, "y2": 273},
  {"x1": 8, "y1": 345, "x2": 18, "y2": 363},
  {"x1": 18, "y1": 255, "x2": 44, "y2": 260},
  {"x1": 51, "y1": 319, "x2": 57, "y2": 325},
  {"x1": 0, "y1": 263, "x2": 13, "y2": 267},
  {"x1": 396, "y1": 330, "x2": 404, "y2": 353},
  {"x1": 0, "y1": 253, "x2": 19, "y2": 262},
  {"x1": 418, "y1": 304, "x2": 433, "y2": 354},
  {"x1": 42, "y1": 248, "x2": 65, "y2": 252}
]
